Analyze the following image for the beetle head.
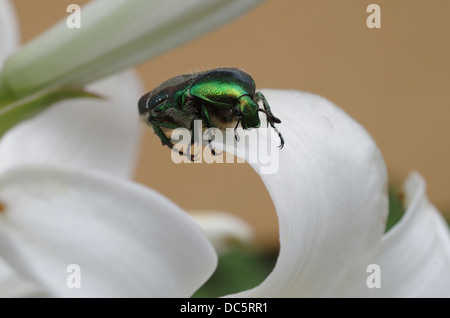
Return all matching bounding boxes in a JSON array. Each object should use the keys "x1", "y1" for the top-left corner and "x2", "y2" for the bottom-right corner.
[
  {"x1": 138, "y1": 92, "x2": 152, "y2": 115},
  {"x1": 234, "y1": 95, "x2": 261, "y2": 130}
]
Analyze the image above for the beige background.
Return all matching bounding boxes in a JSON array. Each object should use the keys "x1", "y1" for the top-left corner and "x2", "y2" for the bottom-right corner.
[{"x1": 12, "y1": 0, "x2": 450, "y2": 249}]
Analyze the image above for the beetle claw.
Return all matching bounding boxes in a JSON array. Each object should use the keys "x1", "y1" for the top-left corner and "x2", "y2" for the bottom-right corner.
[
  {"x1": 210, "y1": 148, "x2": 223, "y2": 156},
  {"x1": 173, "y1": 147, "x2": 199, "y2": 162},
  {"x1": 206, "y1": 138, "x2": 222, "y2": 156}
]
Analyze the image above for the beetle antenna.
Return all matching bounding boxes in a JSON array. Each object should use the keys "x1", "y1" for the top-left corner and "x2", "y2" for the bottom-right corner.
[
  {"x1": 258, "y1": 109, "x2": 271, "y2": 128},
  {"x1": 234, "y1": 119, "x2": 241, "y2": 141}
]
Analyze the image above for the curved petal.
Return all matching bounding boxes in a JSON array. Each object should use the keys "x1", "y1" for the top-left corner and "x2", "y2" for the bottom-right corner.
[
  {"x1": 3, "y1": 0, "x2": 263, "y2": 97},
  {"x1": 0, "y1": 0, "x2": 19, "y2": 67},
  {"x1": 0, "y1": 70, "x2": 143, "y2": 179},
  {"x1": 189, "y1": 211, "x2": 254, "y2": 255},
  {"x1": 0, "y1": 165, "x2": 217, "y2": 297},
  {"x1": 0, "y1": 257, "x2": 49, "y2": 297},
  {"x1": 355, "y1": 172, "x2": 450, "y2": 297},
  {"x1": 222, "y1": 89, "x2": 388, "y2": 297}
]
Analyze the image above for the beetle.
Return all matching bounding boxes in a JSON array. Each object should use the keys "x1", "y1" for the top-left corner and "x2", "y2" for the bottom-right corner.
[{"x1": 138, "y1": 68, "x2": 284, "y2": 157}]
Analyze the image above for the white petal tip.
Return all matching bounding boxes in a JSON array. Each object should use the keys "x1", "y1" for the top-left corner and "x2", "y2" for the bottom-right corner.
[{"x1": 190, "y1": 211, "x2": 254, "y2": 254}]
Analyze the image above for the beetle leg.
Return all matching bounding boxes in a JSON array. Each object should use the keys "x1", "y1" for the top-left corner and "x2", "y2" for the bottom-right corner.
[
  {"x1": 234, "y1": 118, "x2": 241, "y2": 142},
  {"x1": 203, "y1": 131, "x2": 223, "y2": 156},
  {"x1": 149, "y1": 117, "x2": 176, "y2": 148},
  {"x1": 255, "y1": 92, "x2": 282, "y2": 124},
  {"x1": 200, "y1": 105, "x2": 222, "y2": 156},
  {"x1": 201, "y1": 105, "x2": 213, "y2": 128},
  {"x1": 200, "y1": 105, "x2": 214, "y2": 152},
  {"x1": 203, "y1": 130, "x2": 215, "y2": 156},
  {"x1": 258, "y1": 109, "x2": 270, "y2": 128},
  {"x1": 254, "y1": 93, "x2": 284, "y2": 149},
  {"x1": 149, "y1": 115, "x2": 196, "y2": 161},
  {"x1": 270, "y1": 122, "x2": 285, "y2": 149},
  {"x1": 177, "y1": 115, "x2": 201, "y2": 162},
  {"x1": 255, "y1": 111, "x2": 284, "y2": 149}
]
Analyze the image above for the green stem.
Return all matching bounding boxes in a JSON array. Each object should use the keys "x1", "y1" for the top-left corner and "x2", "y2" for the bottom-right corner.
[
  {"x1": 0, "y1": 74, "x2": 14, "y2": 107},
  {"x1": 0, "y1": 87, "x2": 100, "y2": 138}
]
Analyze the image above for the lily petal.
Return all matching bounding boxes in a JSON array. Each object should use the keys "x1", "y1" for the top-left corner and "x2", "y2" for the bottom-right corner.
[
  {"x1": 190, "y1": 211, "x2": 254, "y2": 255},
  {"x1": 223, "y1": 89, "x2": 388, "y2": 297},
  {"x1": 0, "y1": 0, "x2": 19, "y2": 67},
  {"x1": 0, "y1": 70, "x2": 143, "y2": 179},
  {"x1": 355, "y1": 172, "x2": 450, "y2": 297},
  {"x1": 0, "y1": 258, "x2": 48, "y2": 297},
  {"x1": 0, "y1": 165, "x2": 217, "y2": 297},
  {"x1": 2, "y1": 0, "x2": 263, "y2": 98}
]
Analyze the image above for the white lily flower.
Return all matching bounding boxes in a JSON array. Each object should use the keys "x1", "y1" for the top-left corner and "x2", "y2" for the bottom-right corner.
[
  {"x1": 222, "y1": 90, "x2": 450, "y2": 297},
  {"x1": 0, "y1": 64, "x2": 219, "y2": 296},
  {"x1": 0, "y1": 166, "x2": 218, "y2": 297},
  {"x1": 1, "y1": 0, "x2": 449, "y2": 298},
  {"x1": 2, "y1": 86, "x2": 449, "y2": 297},
  {"x1": 0, "y1": 69, "x2": 143, "y2": 178},
  {"x1": 0, "y1": 0, "x2": 221, "y2": 297}
]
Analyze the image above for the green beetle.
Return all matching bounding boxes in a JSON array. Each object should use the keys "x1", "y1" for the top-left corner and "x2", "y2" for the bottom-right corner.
[{"x1": 138, "y1": 68, "x2": 284, "y2": 155}]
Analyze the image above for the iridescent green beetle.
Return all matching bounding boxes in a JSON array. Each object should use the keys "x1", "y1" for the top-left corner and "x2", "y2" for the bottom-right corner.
[{"x1": 138, "y1": 68, "x2": 284, "y2": 155}]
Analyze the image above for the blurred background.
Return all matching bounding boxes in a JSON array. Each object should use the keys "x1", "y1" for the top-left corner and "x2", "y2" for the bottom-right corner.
[{"x1": 11, "y1": 1, "x2": 450, "y2": 291}]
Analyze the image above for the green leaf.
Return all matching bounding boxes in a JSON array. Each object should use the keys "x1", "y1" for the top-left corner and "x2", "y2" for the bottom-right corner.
[
  {"x1": 0, "y1": 87, "x2": 100, "y2": 138},
  {"x1": 385, "y1": 186, "x2": 406, "y2": 233},
  {"x1": 193, "y1": 247, "x2": 277, "y2": 298}
]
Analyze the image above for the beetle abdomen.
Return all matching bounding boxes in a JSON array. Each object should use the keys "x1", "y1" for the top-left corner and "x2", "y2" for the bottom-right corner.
[{"x1": 138, "y1": 79, "x2": 192, "y2": 115}]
